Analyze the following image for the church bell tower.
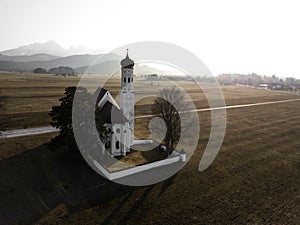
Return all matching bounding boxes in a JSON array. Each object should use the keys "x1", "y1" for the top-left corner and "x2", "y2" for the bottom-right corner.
[{"x1": 120, "y1": 50, "x2": 134, "y2": 145}]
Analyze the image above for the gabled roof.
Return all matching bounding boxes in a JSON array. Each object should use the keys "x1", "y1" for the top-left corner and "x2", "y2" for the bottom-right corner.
[
  {"x1": 94, "y1": 87, "x2": 120, "y2": 110},
  {"x1": 95, "y1": 87, "x2": 108, "y2": 105},
  {"x1": 97, "y1": 101, "x2": 128, "y2": 124},
  {"x1": 94, "y1": 87, "x2": 128, "y2": 124}
]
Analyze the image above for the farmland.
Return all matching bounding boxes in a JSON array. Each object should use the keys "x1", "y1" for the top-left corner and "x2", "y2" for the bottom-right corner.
[
  {"x1": 0, "y1": 72, "x2": 298, "y2": 130},
  {"x1": 0, "y1": 72, "x2": 299, "y2": 224}
]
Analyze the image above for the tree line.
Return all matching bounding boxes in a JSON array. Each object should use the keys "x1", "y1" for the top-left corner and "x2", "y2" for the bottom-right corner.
[{"x1": 33, "y1": 66, "x2": 75, "y2": 76}]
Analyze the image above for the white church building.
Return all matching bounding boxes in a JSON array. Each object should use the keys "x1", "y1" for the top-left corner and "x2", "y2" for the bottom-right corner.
[{"x1": 96, "y1": 51, "x2": 135, "y2": 156}]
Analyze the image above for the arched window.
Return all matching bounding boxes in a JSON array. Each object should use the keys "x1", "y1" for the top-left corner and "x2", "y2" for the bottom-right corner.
[
  {"x1": 128, "y1": 77, "x2": 130, "y2": 83},
  {"x1": 116, "y1": 141, "x2": 120, "y2": 149},
  {"x1": 124, "y1": 77, "x2": 126, "y2": 83}
]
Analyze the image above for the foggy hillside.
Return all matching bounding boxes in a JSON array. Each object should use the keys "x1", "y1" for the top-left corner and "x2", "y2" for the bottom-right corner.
[{"x1": 0, "y1": 53, "x2": 60, "y2": 62}]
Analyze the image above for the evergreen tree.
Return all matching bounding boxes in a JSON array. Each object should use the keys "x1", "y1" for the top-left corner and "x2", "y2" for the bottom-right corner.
[{"x1": 49, "y1": 86, "x2": 107, "y2": 150}]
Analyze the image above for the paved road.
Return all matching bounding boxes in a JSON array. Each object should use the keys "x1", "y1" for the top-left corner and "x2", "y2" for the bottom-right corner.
[
  {"x1": 135, "y1": 98, "x2": 300, "y2": 118},
  {"x1": 0, "y1": 126, "x2": 58, "y2": 139},
  {"x1": 1, "y1": 98, "x2": 299, "y2": 139}
]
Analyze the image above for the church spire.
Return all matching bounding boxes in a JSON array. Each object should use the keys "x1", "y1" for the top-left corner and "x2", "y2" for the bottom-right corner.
[
  {"x1": 121, "y1": 49, "x2": 134, "y2": 68},
  {"x1": 120, "y1": 49, "x2": 135, "y2": 146}
]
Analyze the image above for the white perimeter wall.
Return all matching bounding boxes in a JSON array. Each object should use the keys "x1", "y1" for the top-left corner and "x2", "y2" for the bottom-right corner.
[{"x1": 93, "y1": 151, "x2": 186, "y2": 180}]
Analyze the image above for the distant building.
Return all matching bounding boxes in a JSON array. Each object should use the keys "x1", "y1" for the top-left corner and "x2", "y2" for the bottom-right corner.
[
  {"x1": 269, "y1": 83, "x2": 282, "y2": 90},
  {"x1": 259, "y1": 84, "x2": 268, "y2": 89}
]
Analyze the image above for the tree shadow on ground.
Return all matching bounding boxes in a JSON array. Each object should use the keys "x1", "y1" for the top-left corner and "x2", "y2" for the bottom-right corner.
[
  {"x1": 115, "y1": 186, "x2": 154, "y2": 225},
  {"x1": 100, "y1": 175, "x2": 177, "y2": 225},
  {"x1": 0, "y1": 144, "x2": 139, "y2": 225},
  {"x1": 101, "y1": 185, "x2": 154, "y2": 225},
  {"x1": 100, "y1": 191, "x2": 134, "y2": 225},
  {"x1": 158, "y1": 173, "x2": 178, "y2": 197}
]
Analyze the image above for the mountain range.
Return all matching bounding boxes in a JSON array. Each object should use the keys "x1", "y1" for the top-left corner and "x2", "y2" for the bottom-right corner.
[
  {"x1": 0, "y1": 53, "x2": 60, "y2": 62},
  {"x1": 0, "y1": 41, "x2": 96, "y2": 57},
  {"x1": 0, "y1": 41, "x2": 166, "y2": 75}
]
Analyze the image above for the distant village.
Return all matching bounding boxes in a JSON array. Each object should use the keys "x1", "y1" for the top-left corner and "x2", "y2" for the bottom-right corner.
[
  {"x1": 217, "y1": 73, "x2": 299, "y2": 91},
  {"x1": 31, "y1": 65, "x2": 300, "y2": 92},
  {"x1": 141, "y1": 73, "x2": 300, "y2": 92}
]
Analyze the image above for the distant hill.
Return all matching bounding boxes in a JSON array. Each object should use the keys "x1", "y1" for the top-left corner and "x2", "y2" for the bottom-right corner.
[
  {"x1": 76, "y1": 61, "x2": 166, "y2": 75},
  {"x1": 0, "y1": 41, "x2": 166, "y2": 74},
  {"x1": 0, "y1": 40, "x2": 102, "y2": 57},
  {"x1": 0, "y1": 53, "x2": 60, "y2": 62},
  {"x1": 0, "y1": 57, "x2": 166, "y2": 75},
  {"x1": 0, "y1": 41, "x2": 68, "y2": 57},
  {"x1": 0, "y1": 53, "x2": 121, "y2": 73},
  {"x1": 75, "y1": 60, "x2": 120, "y2": 74}
]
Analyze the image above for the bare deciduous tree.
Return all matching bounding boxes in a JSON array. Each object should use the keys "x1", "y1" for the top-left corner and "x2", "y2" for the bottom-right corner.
[{"x1": 151, "y1": 86, "x2": 189, "y2": 155}]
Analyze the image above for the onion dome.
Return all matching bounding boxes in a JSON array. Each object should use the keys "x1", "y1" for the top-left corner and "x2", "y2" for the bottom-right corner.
[{"x1": 121, "y1": 49, "x2": 134, "y2": 68}]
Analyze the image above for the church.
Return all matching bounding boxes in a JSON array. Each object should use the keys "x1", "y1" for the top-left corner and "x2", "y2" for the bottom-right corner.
[{"x1": 96, "y1": 51, "x2": 135, "y2": 156}]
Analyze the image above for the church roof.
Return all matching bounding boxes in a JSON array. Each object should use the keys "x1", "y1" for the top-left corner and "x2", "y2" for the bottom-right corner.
[
  {"x1": 97, "y1": 101, "x2": 128, "y2": 124},
  {"x1": 94, "y1": 87, "x2": 120, "y2": 109},
  {"x1": 94, "y1": 87, "x2": 128, "y2": 124},
  {"x1": 95, "y1": 87, "x2": 108, "y2": 105},
  {"x1": 121, "y1": 50, "x2": 134, "y2": 69}
]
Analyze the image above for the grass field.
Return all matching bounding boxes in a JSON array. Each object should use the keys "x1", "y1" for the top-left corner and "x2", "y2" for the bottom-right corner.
[
  {"x1": 34, "y1": 101, "x2": 299, "y2": 225},
  {"x1": 0, "y1": 73, "x2": 299, "y2": 224},
  {"x1": 0, "y1": 72, "x2": 298, "y2": 130}
]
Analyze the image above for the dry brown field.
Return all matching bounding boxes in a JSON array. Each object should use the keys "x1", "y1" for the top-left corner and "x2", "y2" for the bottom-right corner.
[
  {"x1": 0, "y1": 72, "x2": 299, "y2": 224},
  {"x1": 0, "y1": 72, "x2": 298, "y2": 130}
]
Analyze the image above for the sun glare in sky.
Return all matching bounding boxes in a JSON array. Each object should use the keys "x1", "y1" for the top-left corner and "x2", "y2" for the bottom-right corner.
[
  {"x1": 1, "y1": 0, "x2": 300, "y2": 78},
  {"x1": 139, "y1": 62, "x2": 187, "y2": 76}
]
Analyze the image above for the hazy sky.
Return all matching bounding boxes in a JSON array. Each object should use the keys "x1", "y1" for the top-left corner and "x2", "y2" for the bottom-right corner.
[{"x1": 1, "y1": 0, "x2": 300, "y2": 78}]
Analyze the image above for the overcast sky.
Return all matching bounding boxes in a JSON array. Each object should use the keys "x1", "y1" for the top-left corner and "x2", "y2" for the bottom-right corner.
[{"x1": 1, "y1": 0, "x2": 300, "y2": 78}]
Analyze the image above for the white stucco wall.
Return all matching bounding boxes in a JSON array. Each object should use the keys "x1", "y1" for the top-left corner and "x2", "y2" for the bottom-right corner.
[
  {"x1": 120, "y1": 67, "x2": 134, "y2": 145},
  {"x1": 92, "y1": 150, "x2": 186, "y2": 181}
]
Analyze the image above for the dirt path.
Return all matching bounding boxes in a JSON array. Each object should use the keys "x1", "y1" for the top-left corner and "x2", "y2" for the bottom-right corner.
[{"x1": 1, "y1": 98, "x2": 300, "y2": 139}]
